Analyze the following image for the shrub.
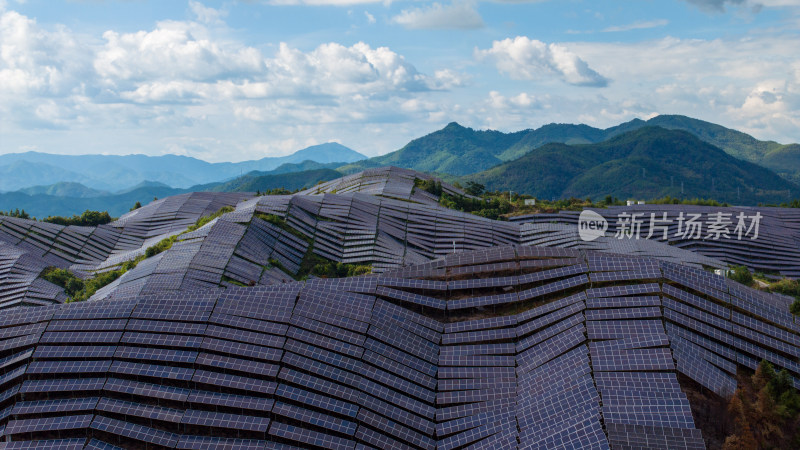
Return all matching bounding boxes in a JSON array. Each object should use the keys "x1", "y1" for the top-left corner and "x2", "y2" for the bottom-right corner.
[
  {"x1": 790, "y1": 299, "x2": 800, "y2": 316},
  {"x1": 770, "y1": 278, "x2": 800, "y2": 298},
  {"x1": 186, "y1": 206, "x2": 235, "y2": 233},
  {"x1": 145, "y1": 236, "x2": 177, "y2": 257},
  {"x1": 728, "y1": 265, "x2": 753, "y2": 286},
  {"x1": 43, "y1": 210, "x2": 113, "y2": 227},
  {"x1": 42, "y1": 267, "x2": 85, "y2": 297},
  {"x1": 0, "y1": 209, "x2": 30, "y2": 219},
  {"x1": 310, "y1": 261, "x2": 372, "y2": 278}
]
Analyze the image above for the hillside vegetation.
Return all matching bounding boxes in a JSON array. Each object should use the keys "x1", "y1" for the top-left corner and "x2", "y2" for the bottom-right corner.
[
  {"x1": 205, "y1": 168, "x2": 341, "y2": 193},
  {"x1": 339, "y1": 122, "x2": 530, "y2": 175},
  {"x1": 462, "y1": 127, "x2": 800, "y2": 206},
  {"x1": 339, "y1": 115, "x2": 800, "y2": 184}
]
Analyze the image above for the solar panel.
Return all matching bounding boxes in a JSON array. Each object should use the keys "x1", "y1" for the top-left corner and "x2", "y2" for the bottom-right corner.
[{"x1": 0, "y1": 235, "x2": 784, "y2": 448}]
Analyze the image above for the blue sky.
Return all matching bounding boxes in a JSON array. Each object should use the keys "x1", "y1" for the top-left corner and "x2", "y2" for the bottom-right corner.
[{"x1": 1, "y1": 0, "x2": 799, "y2": 162}]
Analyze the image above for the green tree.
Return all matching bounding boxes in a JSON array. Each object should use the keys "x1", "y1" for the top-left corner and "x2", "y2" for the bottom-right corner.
[
  {"x1": 728, "y1": 265, "x2": 753, "y2": 286},
  {"x1": 43, "y1": 210, "x2": 113, "y2": 227},
  {"x1": 465, "y1": 181, "x2": 485, "y2": 196},
  {"x1": 791, "y1": 299, "x2": 800, "y2": 316}
]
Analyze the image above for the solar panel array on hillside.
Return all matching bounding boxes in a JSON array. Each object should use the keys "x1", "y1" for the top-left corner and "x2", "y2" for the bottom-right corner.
[
  {"x1": 0, "y1": 169, "x2": 741, "y2": 308},
  {"x1": 1, "y1": 244, "x2": 798, "y2": 448},
  {"x1": 513, "y1": 205, "x2": 800, "y2": 278}
]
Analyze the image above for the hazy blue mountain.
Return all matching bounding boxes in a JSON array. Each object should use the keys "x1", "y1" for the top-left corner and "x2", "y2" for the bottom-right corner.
[
  {"x1": 464, "y1": 127, "x2": 800, "y2": 205},
  {"x1": 0, "y1": 142, "x2": 366, "y2": 192},
  {"x1": 17, "y1": 182, "x2": 109, "y2": 198},
  {"x1": 0, "y1": 167, "x2": 343, "y2": 218},
  {"x1": 114, "y1": 181, "x2": 173, "y2": 195},
  {"x1": 0, "y1": 161, "x2": 98, "y2": 192},
  {"x1": 0, "y1": 186, "x2": 188, "y2": 218}
]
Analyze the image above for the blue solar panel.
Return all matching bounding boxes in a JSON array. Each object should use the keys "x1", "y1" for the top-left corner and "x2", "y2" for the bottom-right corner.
[{"x1": 0, "y1": 236, "x2": 780, "y2": 448}]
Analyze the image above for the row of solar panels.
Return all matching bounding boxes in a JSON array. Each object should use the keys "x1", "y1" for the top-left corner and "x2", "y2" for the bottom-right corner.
[
  {"x1": 0, "y1": 169, "x2": 759, "y2": 309},
  {"x1": 0, "y1": 245, "x2": 797, "y2": 448},
  {"x1": 513, "y1": 205, "x2": 800, "y2": 278}
]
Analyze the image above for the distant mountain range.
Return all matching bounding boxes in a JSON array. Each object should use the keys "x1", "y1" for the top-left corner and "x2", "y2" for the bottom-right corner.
[
  {"x1": 464, "y1": 127, "x2": 800, "y2": 204},
  {"x1": 0, "y1": 166, "x2": 343, "y2": 218},
  {"x1": 339, "y1": 115, "x2": 800, "y2": 183},
  {"x1": 0, "y1": 142, "x2": 366, "y2": 192},
  {"x1": 17, "y1": 182, "x2": 110, "y2": 198},
  {"x1": 2, "y1": 115, "x2": 800, "y2": 216},
  {"x1": 194, "y1": 168, "x2": 342, "y2": 194}
]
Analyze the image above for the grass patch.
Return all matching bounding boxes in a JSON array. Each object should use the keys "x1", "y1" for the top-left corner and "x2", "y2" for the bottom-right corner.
[
  {"x1": 222, "y1": 275, "x2": 251, "y2": 287},
  {"x1": 145, "y1": 236, "x2": 177, "y2": 257},
  {"x1": 186, "y1": 206, "x2": 235, "y2": 233},
  {"x1": 42, "y1": 256, "x2": 144, "y2": 303},
  {"x1": 143, "y1": 205, "x2": 237, "y2": 258},
  {"x1": 296, "y1": 251, "x2": 371, "y2": 280},
  {"x1": 40, "y1": 206, "x2": 238, "y2": 302},
  {"x1": 256, "y1": 213, "x2": 311, "y2": 243}
]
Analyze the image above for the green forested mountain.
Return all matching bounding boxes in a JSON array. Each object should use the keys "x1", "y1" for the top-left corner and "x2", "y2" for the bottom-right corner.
[
  {"x1": 339, "y1": 122, "x2": 531, "y2": 175},
  {"x1": 205, "y1": 168, "x2": 341, "y2": 193},
  {"x1": 463, "y1": 127, "x2": 800, "y2": 205},
  {"x1": 643, "y1": 115, "x2": 800, "y2": 183},
  {"x1": 339, "y1": 115, "x2": 800, "y2": 182},
  {"x1": 267, "y1": 160, "x2": 344, "y2": 174},
  {"x1": 4, "y1": 115, "x2": 799, "y2": 216}
]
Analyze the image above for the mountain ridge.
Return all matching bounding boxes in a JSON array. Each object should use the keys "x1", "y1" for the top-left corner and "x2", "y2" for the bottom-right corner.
[
  {"x1": 0, "y1": 142, "x2": 366, "y2": 192},
  {"x1": 464, "y1": 127, "x2": 800, "y2": 205},
  {"x1": 339, "y1": 115, "x2": 800, "y2": 182},
  {"x1": 0, "y1": 165, "x2": 344, "y2": 218}
]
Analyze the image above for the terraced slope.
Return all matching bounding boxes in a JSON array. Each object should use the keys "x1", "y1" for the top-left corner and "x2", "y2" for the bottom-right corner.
[
  {"x1": 15, "y1": 167, "x2": 800, "y2": 309},
  {"x1": 0, "y1": 246, "x2": 797, "y2": 448}
]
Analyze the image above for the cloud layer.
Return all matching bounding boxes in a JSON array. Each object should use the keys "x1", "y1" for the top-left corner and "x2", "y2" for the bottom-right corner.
[
  {"x1": 392, "y1": 2, "x2": 484, "y2": 30},
  {"x1": 1, "y1": 1, "x2": 800, "y2": 162},
  {"x1": 476, "y1": 36, "x2": 609, "y2": 87}
]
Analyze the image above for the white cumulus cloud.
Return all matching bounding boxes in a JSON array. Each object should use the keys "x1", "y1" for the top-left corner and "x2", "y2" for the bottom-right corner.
[
  {"x1": 189, "y1": 1, "x2": 227, "y2": 24},
  {"x1": 94, "y1": 20, "x2": 264, "y2": 84},
  {"x1": 0, "y1": 9, "x2": 89, "y2": 97},
  {"x1": 392, "y1": 1, "x2": 484, "y2": 30},
  {"x1": 267, "y1": 41, "x2": 433, "y2": 97},
  {"x1": 476, "y1": 36, "x2": 609, "y2": 87}
]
